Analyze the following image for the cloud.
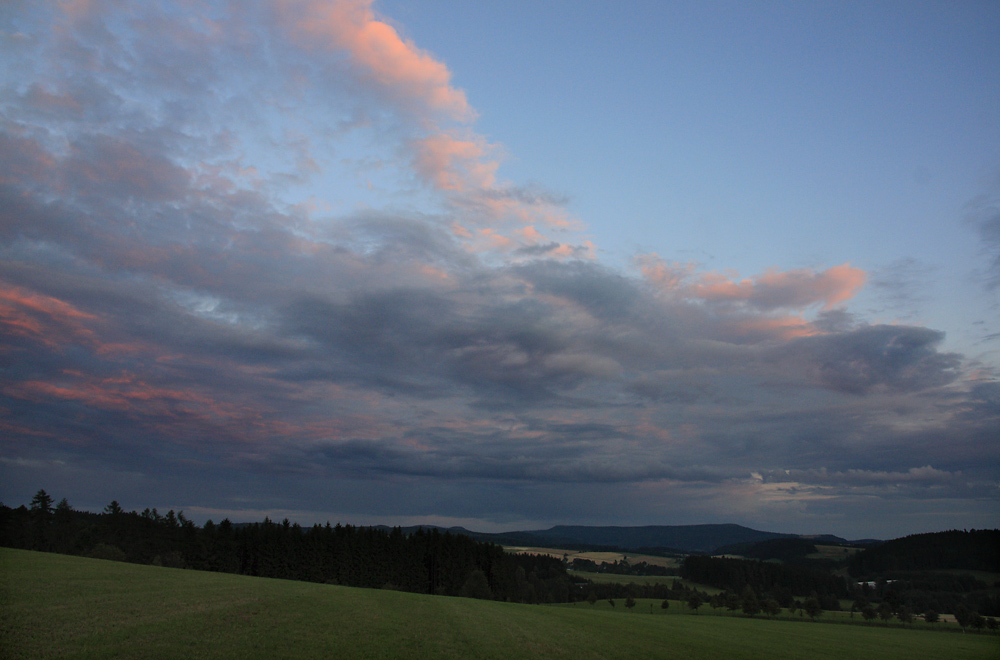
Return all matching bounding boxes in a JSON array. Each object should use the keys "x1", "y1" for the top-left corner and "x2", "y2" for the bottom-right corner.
[
  {"x1": 777, "y1": 324, "x2": 962, "y2": 394},
  {"x1": 0, "y1": 0, "x2": 996, "y2": 538},
  {"x1": 638, "y1": 256, "x2": 866, "y2": 312},
  {"x1": 964, "y1": 180, "x2": 1000, "y2": 291},
  {"x1": 410, "y1": 132, "x2": 497, "y2": 191},
  {"x1": 868, "y1": 258, "x2": 937, "y2": 320},
  {"x1": 272, "y1": 0, "x2": 472, "y2": 121}
]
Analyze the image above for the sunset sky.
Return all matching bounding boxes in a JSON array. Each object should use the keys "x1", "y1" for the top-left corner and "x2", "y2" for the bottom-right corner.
[{"x1": 2, "y1": 0, "x2": 998, "y2": 539}]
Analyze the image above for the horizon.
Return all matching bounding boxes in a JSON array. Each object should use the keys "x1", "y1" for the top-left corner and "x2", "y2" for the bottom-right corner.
[
  {"x1": 5, "y1": 489, "x2": 991, "y2": 543},
  {"x1": 1, "y1": 1, "x2": 998, "y2": 541}
]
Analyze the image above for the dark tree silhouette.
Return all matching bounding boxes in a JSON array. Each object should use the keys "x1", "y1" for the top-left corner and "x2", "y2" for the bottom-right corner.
[{"x1": 740, "y1": 585, "x2": 760, "y2": 617}]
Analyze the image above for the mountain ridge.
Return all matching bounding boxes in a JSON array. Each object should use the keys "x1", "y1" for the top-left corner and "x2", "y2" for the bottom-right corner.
[{"x1": 374, "y1": 523, "x2": 863, "y2": 554}]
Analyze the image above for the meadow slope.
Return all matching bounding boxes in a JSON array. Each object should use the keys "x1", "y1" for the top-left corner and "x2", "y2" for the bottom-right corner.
[{"x1": 1, "y1": 549, "x2": 996, "y2": 660}]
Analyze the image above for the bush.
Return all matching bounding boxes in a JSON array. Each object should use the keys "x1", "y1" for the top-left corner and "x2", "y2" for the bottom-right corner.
[{"x1": 88, "y1": 543, "x2": 126, "y2": 562}]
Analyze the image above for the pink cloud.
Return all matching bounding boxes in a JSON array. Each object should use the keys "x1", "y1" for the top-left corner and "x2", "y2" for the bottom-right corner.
[
  {"x1": 0, "y1": 284, "x2": 97, "y2": 348},
  {"x1": 411, "y1": 132, "x2": 497, "y2": 191},
  {"x1": 726, "y1": 316, "x2": 819, "y2": 341},
  {"x1": 639, "y1": 257, "x2": 866, "y2": 311},
  {"x1": 691, "y1": 264, "x2": 866, "y2": 310},
  {"x1": 272, "y1": 0, "x2": 471, "y2": 121},
  {"x1": 514, "y1": 225, "x2": 545, "y2": 243}
]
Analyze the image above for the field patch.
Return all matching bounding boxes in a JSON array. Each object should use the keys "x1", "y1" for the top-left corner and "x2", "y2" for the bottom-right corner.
[
  {"x1": 808, "y1": 544, "x2": 861, "y2": 560},
  {"x1": 504, "y1": 546, "x2": 680, "y2": 568}
]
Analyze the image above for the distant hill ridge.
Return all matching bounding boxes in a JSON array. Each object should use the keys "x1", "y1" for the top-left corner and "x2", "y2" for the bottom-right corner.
[{"x1": 377, "y1": 523, "x2": 856, "y2": 554}]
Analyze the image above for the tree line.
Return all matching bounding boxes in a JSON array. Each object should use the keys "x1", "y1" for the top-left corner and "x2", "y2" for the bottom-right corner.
[
  {"x1": 0, "y1": 491, "x2": 574, "y2": 604},
  {"x1": 681, "y1": 554, "x2": 849, "y2": 606}
]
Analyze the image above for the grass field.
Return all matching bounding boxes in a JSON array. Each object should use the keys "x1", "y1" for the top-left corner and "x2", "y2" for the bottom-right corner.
[
  {"x1": 808, "y1": 544, "x2": 861, "y2": 560},
  {"x1": 2, "y1": 549, "x2": 997, "y2": 660},
  {"x1": 567, "y1": 571, "x2": 721, "y2": 594},
  {"x1": 504, "y1": 546, "x2": 680, "y2": 569},
  {"x1": 569, "y1": 570, "x2": 677, "y2": 586}
]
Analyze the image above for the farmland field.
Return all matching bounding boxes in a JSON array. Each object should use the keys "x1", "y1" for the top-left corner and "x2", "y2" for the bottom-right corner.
[
  {"x1": 808, "y1": 544, "x2": 861, "y2": 560},
  {"x1": 2, "y1": 549, "x2": 997, "y2": 660},
  {"x1": 569, "y1": 570, "x2": 678, "y2": 586},
  {"x1": 504, "y1": 546, "x2": 680, "y2": 568}
]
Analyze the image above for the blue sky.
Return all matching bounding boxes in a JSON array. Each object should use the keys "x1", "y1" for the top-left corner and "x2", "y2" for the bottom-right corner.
[
  {"x1": 380, "y1": 0, "x2": 1000, "y2": 352},
  {"x1": 1, "y1": 0, "x2": 998, "y2": 539}
]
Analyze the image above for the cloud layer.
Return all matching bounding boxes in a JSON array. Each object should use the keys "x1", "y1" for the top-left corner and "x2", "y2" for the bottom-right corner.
[{"x1": 1, "y1": 1, "x2": 996, "y2": 537}]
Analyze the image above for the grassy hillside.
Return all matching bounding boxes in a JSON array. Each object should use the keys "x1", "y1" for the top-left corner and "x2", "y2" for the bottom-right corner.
[{"x1": 2, "y1": 549, "x2": 997, "y2": 660}]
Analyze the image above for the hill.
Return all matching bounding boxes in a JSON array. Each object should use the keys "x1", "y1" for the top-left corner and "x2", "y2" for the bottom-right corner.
[
  {"x1": 463, "y1": 523, "x2": 800, "y2": 554},
  {"x1": 4, "y1": 548, "x2": 996, "y2": 660},
  {"x1": 849, "y1": 529, "x2": 1000, "y2": 576}
]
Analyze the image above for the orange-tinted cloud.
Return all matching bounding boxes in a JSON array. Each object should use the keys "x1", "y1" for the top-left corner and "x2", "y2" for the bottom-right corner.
[
  {"x1": 7, "y1": 375, "x2": 213, "y2": 414},
  {"x1": 411, "y1": 132, "x2": 497, "y2": 191},
  {"x1": 727, "y1": 315, "x2": 819, "y2": 341},
  {"x1": 272, "y1": 0, "x2": 471, "y2": 121},
  {"x1": 0, "y1": 284, "x2": 97, "y2": 348},
  {"x1": 639, "y1": 257, "x2": 865, "y2": 311}
]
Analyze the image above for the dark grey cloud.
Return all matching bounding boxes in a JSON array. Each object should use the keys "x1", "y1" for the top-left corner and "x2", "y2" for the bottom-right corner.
[{"x1": 778, "y1": 325, "x2": 961, "y2": 394}]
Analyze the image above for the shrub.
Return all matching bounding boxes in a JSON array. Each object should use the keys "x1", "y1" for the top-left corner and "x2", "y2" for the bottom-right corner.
[{"x1": 88, "y1": 543, "x2": 126, "y2": 562}]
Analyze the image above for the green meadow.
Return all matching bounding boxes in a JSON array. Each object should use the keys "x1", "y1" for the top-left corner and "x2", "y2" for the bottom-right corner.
[{"x1": 2, "y1": 549, "x2": 997, "y2": 660}]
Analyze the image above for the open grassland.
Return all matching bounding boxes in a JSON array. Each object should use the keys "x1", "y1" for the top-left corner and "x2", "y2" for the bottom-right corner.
[
  {"x1": 808, "y1": 544, "x2": 861, "y2": 560},
  {"x1": 567, "y1": 572, "x2": 721, "y2": 594},
  {"x1": 567, "y1": 598, "x2": 976, "y2": 630},
  {"x1": 2, "y1": 549, "x2": 997, "y2": 660},
  {"x1": 569, "y1": 570, "x2": 678, "y2": 586},
  {"x1": 504, "y1": 546, "x2": 680, "y2": 569}
]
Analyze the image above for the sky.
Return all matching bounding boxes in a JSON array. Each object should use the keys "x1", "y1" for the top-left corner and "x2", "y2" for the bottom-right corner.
[{"x1": 1, "y1": 0, "x2": 998, "y2": 540}]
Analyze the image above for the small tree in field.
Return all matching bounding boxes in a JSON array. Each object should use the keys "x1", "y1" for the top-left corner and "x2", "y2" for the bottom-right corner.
[
  {"x1": 878, "y1": 602, "x2": 893, "y2": 623},
  {"x1": 459, "y1": 569, "x2": 493, "y2": 600},
  {"x1": 740, "y1": 585, "x2": 760, "y2": 617},
  {"x1": 661, "y1": 599, "x2": 670, "y2": 610},
  {"x1": 803, "y1": 597, "x2": 822, "y2": 620},
  {"x1": 923, "y1": 610, "x2": 939, "y2": 624},
  {"x1": 687, "y1": 593, "x2": 702, "y2": 614},
  {"x1": 861, "y1": 605, "x2": 877, "y2": 622},
  {"x1": 954, "y1": 605, "x2": 972, "y2": 632},
  {"x1": 763, "y1": 599, "x2": 781, "y2": 618},
  {"x1": 625, "y1": 596, "x2": 636, "y2": 611},
  {"x1": 587, "y1": 591, "x2": 598, "y2": 606},
  {"x1": 896, "y1": 606, "x2": 913, "y2": 625},
  {"x1": 608, "y1": 598, "x2": 615, "y2": 608}
]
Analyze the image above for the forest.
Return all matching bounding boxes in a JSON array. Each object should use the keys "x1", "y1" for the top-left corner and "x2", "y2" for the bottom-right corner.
[{"x1": 0, "y1": 490, "x2": 574, "y2": 604}]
